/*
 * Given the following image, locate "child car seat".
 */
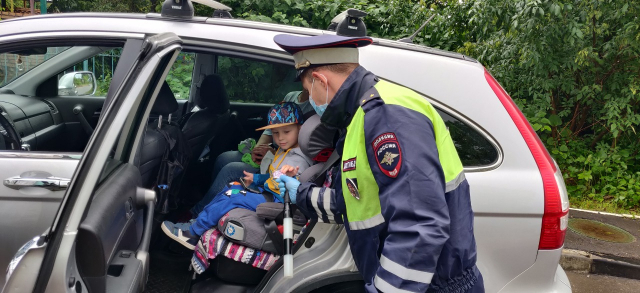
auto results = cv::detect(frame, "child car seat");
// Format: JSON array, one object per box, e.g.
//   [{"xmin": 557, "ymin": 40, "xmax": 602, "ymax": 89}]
[{"xmin": 193, "ymin": 115, "xmax": 337, "ymax": 285}]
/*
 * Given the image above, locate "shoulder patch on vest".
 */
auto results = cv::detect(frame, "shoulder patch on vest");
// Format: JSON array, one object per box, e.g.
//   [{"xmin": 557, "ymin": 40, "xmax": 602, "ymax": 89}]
[{"xmin": 372, "ymin": 132, "xmax": 402, "ymax": 178}]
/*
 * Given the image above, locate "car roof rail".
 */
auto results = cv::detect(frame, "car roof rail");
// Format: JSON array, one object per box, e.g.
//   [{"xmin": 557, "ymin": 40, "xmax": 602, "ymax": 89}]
[
  {"xmin": 327, "ymin": 8, "xmax": 368, "ymax": 37},
  {"xmin": 161, "ymin": 0, "xmax": 232, "ymax": 19}
]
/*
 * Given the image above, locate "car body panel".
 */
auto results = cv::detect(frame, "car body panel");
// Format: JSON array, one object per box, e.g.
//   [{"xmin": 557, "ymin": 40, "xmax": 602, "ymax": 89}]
[{"xmin": 0, "ymin": 153, "xmax": 79, "ymax": 286}]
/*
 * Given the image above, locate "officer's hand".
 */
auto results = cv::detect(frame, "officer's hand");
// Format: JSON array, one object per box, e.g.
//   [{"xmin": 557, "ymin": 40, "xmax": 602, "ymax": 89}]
[{"xmin": 275, "ymin": 175, "xmax": 300, "ymax": 204}]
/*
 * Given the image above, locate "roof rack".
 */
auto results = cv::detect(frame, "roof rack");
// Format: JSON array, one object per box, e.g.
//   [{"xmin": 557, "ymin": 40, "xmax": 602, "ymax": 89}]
[
  {"xmin": 327, "ymin": 8, "xmax": 368, "ymax": 37},
  {"xmin": 161, "ymin": 0, "xmax": 232, "ymax": 19}
]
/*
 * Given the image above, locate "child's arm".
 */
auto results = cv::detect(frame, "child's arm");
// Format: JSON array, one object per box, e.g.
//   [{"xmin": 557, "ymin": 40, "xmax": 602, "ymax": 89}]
[
  {"xmin": 252, "ymin": 173, "xmax": 270, "ymax": 186},
  {"xmin": 243, "ymin": 170, "xmax": 269, "ymax": 186}
]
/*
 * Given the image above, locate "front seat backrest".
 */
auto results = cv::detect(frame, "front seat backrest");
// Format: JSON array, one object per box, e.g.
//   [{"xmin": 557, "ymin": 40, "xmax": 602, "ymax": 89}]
[
  {"xmin": 298, "ymin": 115, "xmax": 337, "ymax": 183},
  {"xmin": 181, "ymin": 74, "xmax": 230, "ymax": 160},
  {"xmin": 138, "ymin": 82, "xmax": 177, "ymax": 188}
]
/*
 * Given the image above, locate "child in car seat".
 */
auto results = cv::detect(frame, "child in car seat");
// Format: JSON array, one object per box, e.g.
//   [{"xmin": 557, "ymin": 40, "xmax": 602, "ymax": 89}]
[{"xmin": 161, "ymin": 102, "xmax": 312, "ymax": 250}]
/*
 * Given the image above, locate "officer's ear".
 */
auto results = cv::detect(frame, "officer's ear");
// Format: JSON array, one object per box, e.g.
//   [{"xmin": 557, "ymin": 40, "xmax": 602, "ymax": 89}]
[{"xmin": 311, "ymin": 72, "xmax": 329, "ymax": 89}]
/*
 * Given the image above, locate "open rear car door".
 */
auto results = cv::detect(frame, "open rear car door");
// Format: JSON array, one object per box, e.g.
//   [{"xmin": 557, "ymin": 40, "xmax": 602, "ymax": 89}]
[{"xmin": 3, "ymin": 32, "xmax": 183, "ymax": 293}]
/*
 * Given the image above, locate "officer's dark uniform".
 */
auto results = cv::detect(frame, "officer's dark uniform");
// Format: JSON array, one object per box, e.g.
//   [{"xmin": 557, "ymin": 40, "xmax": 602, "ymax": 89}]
[{"xmin": 274, "ymin": 34, "xmax": 484, "ymax": 293}]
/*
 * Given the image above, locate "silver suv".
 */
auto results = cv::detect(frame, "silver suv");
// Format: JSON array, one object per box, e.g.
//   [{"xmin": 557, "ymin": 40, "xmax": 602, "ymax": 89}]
[{"xmin": 0, "ymin": 1, "xmax": 571, "ymax": 292}]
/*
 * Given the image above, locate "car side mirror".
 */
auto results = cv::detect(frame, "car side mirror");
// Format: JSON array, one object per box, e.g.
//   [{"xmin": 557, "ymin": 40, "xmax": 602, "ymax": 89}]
[{"xmin": 58, "ymin": 71, "xmax": 97, "ymax": 96}]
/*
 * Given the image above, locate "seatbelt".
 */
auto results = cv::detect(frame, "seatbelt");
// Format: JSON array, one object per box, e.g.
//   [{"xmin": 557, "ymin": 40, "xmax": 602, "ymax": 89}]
[{"xmin": 312, "ymin": 151, "xmax": 340, "ymax": 186}]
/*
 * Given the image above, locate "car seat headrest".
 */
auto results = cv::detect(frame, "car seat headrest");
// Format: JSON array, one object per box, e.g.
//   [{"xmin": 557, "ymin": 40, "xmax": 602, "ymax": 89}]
[
  {"xmin": 299, "ymin": 115, "xmax": 336, "ymax": 161},
  {"xmin": 197, "ymin": 74, "xmax": 230, "ymax": 115},
  {"xmin": 151, "ymin": 82, "xmax": 179, "ymax": 115}
]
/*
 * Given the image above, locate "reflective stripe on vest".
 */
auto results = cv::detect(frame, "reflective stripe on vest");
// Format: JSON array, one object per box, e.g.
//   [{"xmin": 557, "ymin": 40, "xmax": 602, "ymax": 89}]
[{"xmin": 341, "ymin": 80, "xmax": 464, "ymax": 231}]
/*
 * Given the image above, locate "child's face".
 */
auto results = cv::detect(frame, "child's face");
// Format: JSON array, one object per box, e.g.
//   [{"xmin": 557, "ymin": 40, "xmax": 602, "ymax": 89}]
[{"xmin": 271, "ymin": 124, "xmax": 300, "ymax": 150}]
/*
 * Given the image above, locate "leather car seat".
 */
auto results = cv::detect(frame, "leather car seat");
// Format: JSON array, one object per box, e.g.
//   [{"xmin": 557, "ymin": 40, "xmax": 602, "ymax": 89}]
[
  {"xmin": 181, "ymin": 74, "xmax": 230, "ymax": 163},
  {"xmin": 138, "ymin": 82, "xmax": 177, "ymax": 188}
]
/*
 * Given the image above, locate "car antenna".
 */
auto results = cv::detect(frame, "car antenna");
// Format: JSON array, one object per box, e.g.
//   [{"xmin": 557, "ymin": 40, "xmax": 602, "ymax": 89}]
[{"xmin": 398, "ymin": 14, "xmax": 436, "ymax": 44}]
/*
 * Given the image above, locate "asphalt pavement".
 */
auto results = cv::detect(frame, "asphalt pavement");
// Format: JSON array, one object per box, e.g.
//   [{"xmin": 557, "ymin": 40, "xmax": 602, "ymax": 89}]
[
  {"xmin": 566, "ymin": 271, "xmax": 640, "ymax": 293},
  {"xmin": 566, "ymin": 209, "xmax": 640, "ymax": 264},
  {"xmin": 562, "ymin": 209, "xmax": 640, "ymax": 291}
]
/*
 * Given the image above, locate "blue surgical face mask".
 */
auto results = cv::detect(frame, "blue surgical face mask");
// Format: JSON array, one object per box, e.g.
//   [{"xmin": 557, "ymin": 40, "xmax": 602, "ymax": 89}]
[{"xmin": 309, "ymin": 77, "xmax": 328, "ymax": 117}]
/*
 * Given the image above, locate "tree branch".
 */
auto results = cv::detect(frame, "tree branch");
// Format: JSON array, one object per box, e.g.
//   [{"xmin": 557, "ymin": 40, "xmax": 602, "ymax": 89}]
[{"xmin": 590, "ymin": 127, "xmax": 609, "ymax": 149}]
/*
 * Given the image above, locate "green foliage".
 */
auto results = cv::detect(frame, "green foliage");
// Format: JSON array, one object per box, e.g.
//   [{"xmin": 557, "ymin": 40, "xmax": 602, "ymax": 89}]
[
  {"xmin": 459, "ymin": 0, "xmax": 640, "ymax": 210},
  {"xmin": 49, "ymin": 0, "xmax": 156, "ymax": 13},
  {"xmin": 165, "ymin": 52, "xmax": 195, "ymax": 100},
  {"xmin": 205, "ymin": 0, "xmax": 467, "ymax": 50},
  {"xmin": 95, "ymin": 73, "xmax": 111, "ymax": 96}
]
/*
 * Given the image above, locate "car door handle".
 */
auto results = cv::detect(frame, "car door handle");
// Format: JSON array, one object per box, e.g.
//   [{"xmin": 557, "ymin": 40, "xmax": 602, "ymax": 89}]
[
  {"xmin": 4, "ymin": 176, "xmax": 70, "ymax": 191},
  {"xmin": 248, "ymin": 116, "xmax": 263, "ymax": 121}
]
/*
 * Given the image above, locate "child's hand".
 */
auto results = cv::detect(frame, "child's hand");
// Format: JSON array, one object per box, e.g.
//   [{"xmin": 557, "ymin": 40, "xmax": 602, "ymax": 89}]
[
  {"xmin": 242, "ymin": 171, "xmax": 254, "ymax": 185},
  {"xmin": 280, "ymin": 165, "xmax": 300, "ymax": 177}
]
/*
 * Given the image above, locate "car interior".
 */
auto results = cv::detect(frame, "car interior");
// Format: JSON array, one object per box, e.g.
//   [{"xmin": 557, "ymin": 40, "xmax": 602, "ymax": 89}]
[{"xmin": 0, "ymin": 40, "xmax": 500, "ymax": 292}]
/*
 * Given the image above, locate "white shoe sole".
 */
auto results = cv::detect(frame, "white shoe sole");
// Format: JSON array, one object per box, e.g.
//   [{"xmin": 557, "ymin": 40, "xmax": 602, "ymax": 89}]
[{"xmin": 161, "ymin": 222, "xmax": 196, "ymax": 250}]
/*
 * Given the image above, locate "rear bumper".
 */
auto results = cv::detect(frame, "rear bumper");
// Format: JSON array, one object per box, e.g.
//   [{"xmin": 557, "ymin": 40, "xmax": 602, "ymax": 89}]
[{"xmin": 499, "ymin": 248, "xmax": 571, "ymax": 292}]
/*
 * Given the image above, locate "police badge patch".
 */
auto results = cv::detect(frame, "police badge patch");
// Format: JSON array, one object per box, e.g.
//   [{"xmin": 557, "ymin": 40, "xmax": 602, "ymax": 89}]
[
  {"xmin": 372, "ymin": 132, "xmax": 402, "ymax": 178},
  {"xmin": 346, "ymin": 178, "xmax": 360, "ymax": 200}
]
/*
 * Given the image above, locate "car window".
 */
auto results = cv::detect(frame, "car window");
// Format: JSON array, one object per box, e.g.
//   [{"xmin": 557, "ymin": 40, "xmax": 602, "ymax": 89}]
[
  {"xmin": 165, "ymin": 52, "xmax": 195, "ymax": 100},
  {"xmin": 0, "ymin": 47, "xmax": 70, "ymax": 88},
  {"xmin": 58, "ymin": 48, "xmax": 122, "ymax": 97},
  {"xmin": 0, "ymin": 45, "xmax": 130, "ymax": 152},
  {"xmin": 437, "ymin": 109, "xmax": 499, "ymax": 167},
  {"xmin": 57, "ymin": 50, "xmax": 194, "ymax": 99},
  {"xmin": 216, "ymin": 55, "xmax": 299, "ymax": 103}
]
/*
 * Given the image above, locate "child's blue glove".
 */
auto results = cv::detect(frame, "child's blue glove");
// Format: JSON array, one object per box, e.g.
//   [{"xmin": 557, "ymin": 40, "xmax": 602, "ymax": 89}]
[{"xmin": 275, "ymin": 175, "xmax": 300, "ymax": 204}]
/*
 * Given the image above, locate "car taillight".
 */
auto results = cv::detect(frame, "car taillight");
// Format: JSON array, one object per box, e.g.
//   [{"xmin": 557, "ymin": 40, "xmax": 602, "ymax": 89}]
[{"xmin": 484, "ymin": 69, "xmax": 569, "ymax": 250}]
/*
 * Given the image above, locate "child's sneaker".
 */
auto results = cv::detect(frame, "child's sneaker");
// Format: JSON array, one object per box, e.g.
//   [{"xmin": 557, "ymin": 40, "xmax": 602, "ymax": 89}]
[{"xmin": 161, "ymin": 220, "xmax": 198, "ymax": 250}]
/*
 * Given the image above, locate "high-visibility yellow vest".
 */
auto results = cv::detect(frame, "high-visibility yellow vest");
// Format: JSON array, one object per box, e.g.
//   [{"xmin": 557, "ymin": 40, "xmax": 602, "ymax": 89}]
[{"xmin": 341, "ymin": 80, "xmax": 464, "ymax": 230}]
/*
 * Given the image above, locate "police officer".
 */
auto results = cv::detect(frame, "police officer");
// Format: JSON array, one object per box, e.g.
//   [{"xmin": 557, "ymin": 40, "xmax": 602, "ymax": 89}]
[{"xmin": 275, "ymin": 34, "xmax": 484, "ymax": 293}]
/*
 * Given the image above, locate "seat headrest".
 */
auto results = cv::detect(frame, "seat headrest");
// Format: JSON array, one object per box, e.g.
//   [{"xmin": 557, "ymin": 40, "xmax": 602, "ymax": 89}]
[
  {"xmin": 151, "ymin": 82, "xmax": 178, "ymax": 115},
  {"xmin": 299, "ymin": 115, "xmax": 336, "ymax": 161},
  {"xmin": 197, "ymin": 74, "xmax": 230, "ymax": 115}
]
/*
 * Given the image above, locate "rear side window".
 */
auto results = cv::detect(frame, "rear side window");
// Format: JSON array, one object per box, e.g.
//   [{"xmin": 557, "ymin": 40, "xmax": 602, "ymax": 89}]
[
  {"xmin": 165, "ymin": 52, "xmax": 195, "ymax": 100},
  {"xmin": 216, "ymin": 56, "xmax": 299, "ymax": 104},
  {"xmin": 437, "ymin": 109, "xmax": 499, "ymax": 167}
]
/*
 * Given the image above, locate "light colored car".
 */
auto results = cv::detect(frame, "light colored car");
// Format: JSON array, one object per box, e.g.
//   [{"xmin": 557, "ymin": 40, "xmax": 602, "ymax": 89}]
[{"xmin": 0, "ymin": 1, "xmax": 571, "ymax": 292}]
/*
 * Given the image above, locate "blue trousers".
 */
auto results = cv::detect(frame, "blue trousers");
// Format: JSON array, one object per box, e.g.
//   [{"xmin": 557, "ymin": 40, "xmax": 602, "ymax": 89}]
[
  {"xmin": 190, "ymin": 184, "xmax": 269, "ymax": 236},
  {"xmin": 190, "ymin": 151, "xmax": 258, "ymax": 215}
]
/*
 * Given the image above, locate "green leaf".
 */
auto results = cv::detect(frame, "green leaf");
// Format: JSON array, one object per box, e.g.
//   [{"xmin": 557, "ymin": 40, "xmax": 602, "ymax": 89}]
[
  {"xmin": 549, "ymin": 115, "xmax": 562, "ymax": 126},
  {"xmin": 533, "ymin": 123, "xmax": 542, "ymax": 131},
  {"xmin": 560, "ymin": 145, "xmax": 569, "ymax": 152}
]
